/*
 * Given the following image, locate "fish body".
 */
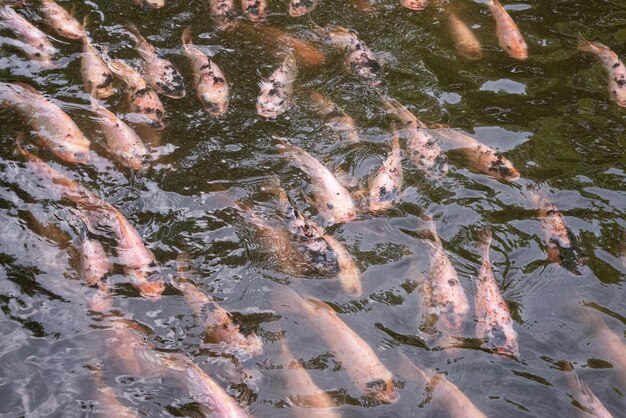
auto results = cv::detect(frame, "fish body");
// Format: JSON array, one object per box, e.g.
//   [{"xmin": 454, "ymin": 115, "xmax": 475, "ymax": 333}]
[
  {"xmin": 127, "ymin": 24, "xmax": 185, "ymax": 99},
  {"xmin": 369, "ymin": 134, "xmax": 403, "ymax": 213},
  {"xmin": 241, "ymin": 0, "xmax": 267, "ymax": 21},
  {"xmin": 430, "ymin": 129, "xmax": 519, "ymax": 181},
  {"xmin": 81, "ymin": 26, "xmax": 115, "ymax": 99},
  {"xmin": 578, "ymin": 39, "xmax": 626, "ymax": 108},
  {"xmin": 209, "ymin": 0, "xmax": 238, "ymax": 31},
  {"xmin": 475, "ymin": 229, "xmax": 518, "ymax": 357},
  {"xmin": 400, "ymin": 0, "xmax": 428, "ymax": 12},
  {"xmin": 133, "ymin": 0, "xmax": 165, "ymax": 8},
  {"xmin": 280, "ymin": 341, "xmax": 340, "ymax": 417},
  {"xmin": 487, "ymin": 0, "xmax": 527, "ymax": 60},
  {"xmin": 309, "ymin": 91, "xmax": 359, "ymax": 144},
  {"xmin": 381, "ymin": 97, "xmax": 447, "ymax": 177},
  {"xmin": 40, "ymin": 0, "xmax": 84, "ymax": 40},
  {"xmin": 422, "ymin": 222, "xmax": 469, "ymax": 332},
  {"xmin": 279, "ymin": 142, "xmax": 356, "ymax": 224},
  {"xmin": 0, "ymin": 5, "xmax": 56, "ymax": 65},
  {"xmin": 447, "ymin": 11, "xmax": 481, "ymax": 61},
  {"xmin": 322, "ymin": 234, "xmax": 362, "ymax": 297},
  {"xmin": 80, "ymin": 237, "xmax": 111, "ymax": 287},
  {"xmin": 90, "ymin": 95, "xmax": 147, "ymax": 170},
  {"xmin": 257, "ymin": 53, "xmax": 297, "ymax": 118},
  {"xmin": 112, "ymin": 209, "xmax": 164, "ymax": 300},
  {"xmin": 182, "ymin": 27, "xmax": 229, "ymax": 115},
  {"xmin": 0, "ymin": 82, "xmax": 90, "ymax": 164},
  {"xmin": 107, "ymin": 60, "xmax": 166, "ymax": 130},
  {"xmin": 289, "ymin": 0, "xmax": 319, "ymax": 17},
  {"xmin": 175, "ymin": 254, "xmax": 262, "ymax": 357},
  {"xmin": 277, "ymin": 288, "xmax": 398, "ymax": 403},
  {"xmin": 323, "ymin": 26, "xmax": 381, "ymax": 86}
]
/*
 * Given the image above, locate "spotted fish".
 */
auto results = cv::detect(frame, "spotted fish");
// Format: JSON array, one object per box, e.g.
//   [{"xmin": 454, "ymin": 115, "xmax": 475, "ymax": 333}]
[
  {"xmin": 289, "ymin": 0, "xmax": 319, "ymax": 17},
  {"xmin": 209, "ymin": 0, "xmax": 238, "ymax": 31},
  {"xmin": 40, "ymin": 0, "xmax": 84, "ymax": 40},
  {"xmin": 578, "ymin": 38, "xmax": 626, "ymax": 108},
  {"xmin": 257, "ymin": 52, "xmax": 297, "ymax": 118},
  {"xmin": 81, "ymin": 18, "xmax": 115, "ymax": 99},
  {"xmin": 241, "ymin": 0, "xmax": 267, "ymax": 21},
  {"xmin": 0, "ymin": 4, "xmax": 56, "ymax": 67},
  {"xmin": 369, "ymin": 133, "xmax": 403, "ymax": 213}
]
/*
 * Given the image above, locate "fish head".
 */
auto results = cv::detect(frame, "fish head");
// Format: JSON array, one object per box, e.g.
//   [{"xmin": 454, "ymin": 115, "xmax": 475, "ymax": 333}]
[
  {"xmin": 400, "ymin": 0, "xmax": 428, "ymax": 11},
  {"xmin": 483, "ymin": 152, "xmax": 520, "ymax": 181},
  {"xmin": 137, "ymin": 279, "xmax": 165, "ymax": 300},
  {"xmin": 201, "ymin": 90, "xmax": 229, "ymax": 116},
  {"xmin": 503, "ymin": 40, "xmax": 528, "ymax": 60},
  {"xmin": 327, "ymin": 200, "xmax": 357, "ymax": 223},
  {"xmin": 141, "ymin": 0, "xmax": 165, "ymax": 8},
  {"xmin": 366, "ymin": 379, "xmax": 399, "ymax": 404},
  {"xmin": 324, "ymin": 26, "xmax": 357, "ymax": 48},
  {"xmin": 256, "ymin": 89, "xmax": 287, "ymax": 119},
  {"xmin": 53, "ymin": 143, "xmax": 90, "ymax": 164}
]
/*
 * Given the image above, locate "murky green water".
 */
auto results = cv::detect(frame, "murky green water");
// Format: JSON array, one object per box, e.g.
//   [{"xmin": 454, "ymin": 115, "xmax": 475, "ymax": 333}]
[{"xmin": 0, "ymin": 0, "xmax": 624, "ymax": 416}]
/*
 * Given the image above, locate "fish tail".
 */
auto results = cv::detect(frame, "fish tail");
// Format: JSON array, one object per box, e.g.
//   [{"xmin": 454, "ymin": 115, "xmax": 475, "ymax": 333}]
[
  {"xmin": 478, "ymin": 228, "xmax": 493, "ymax": 254},
  {"xmin": 577, "ymin": 36, "xmax": 597, "ymax": 53},
  {"xmin": 390, "ymin": 132, "xmax": 400, "ymax": 151},
  {"xmin": 181, "ymin": 26, "xmax": 193, "ymax": 47},
  {"xmin": 126, "ymin": 22, "xmax": 143, "ymax": 42},
  {"xmin": 82, "ymin": 15, "xmax": 89, "ymax": 32},
  {"xmin": 14, "ymin": 132, "xmax": 30, "ymax": 158}
]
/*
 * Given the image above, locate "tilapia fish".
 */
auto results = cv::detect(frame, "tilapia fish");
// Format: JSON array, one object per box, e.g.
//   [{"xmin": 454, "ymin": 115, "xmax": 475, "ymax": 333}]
[
  {"xmin": 276, "ymin": 287, "xmax": 398, "ymax": 403},
  {"xmin": 475, "ymin": 229, "xmax": 518, "ymax": 357},
  {"xmin": 309, "ymin": 91, "xmax": 359, "ymax": 144},
  {"xmin": 81, "ymin": 20, "xmax": 115, "ymax": 99},
  {"xmin": 400, "ymin": 0, "xmax": 428, "ymax": 12},
  {"xmin": 421, "ymin": 220, "xmax": 469, "ymax": 333},
  {"xmin": 0, "ymin": 5, "xmax": 56, "ymax": 66},
  {"xmin": 40, "ymin": 0, "xmax": 84, "ymax": 40},
  {"xmin": 209, "ymin": 0, "xmax": 238, "ymax": 31},
  {"xmin": 381, "ymin": 96, "xmax": 448, "ymax": 177},
  {"xmin": 80, "ymin": 236, "xmax": 111, "ymax": 287},
  {"xmin": 241, "ymin": 0, "xmax": 267, "ymax": 21},
  {"xmin": 0, "ymin": 82, "xmax": 90, "ymax": 164},
  {"xmin": 563, "ymin": 363, "xmax": 615, "ymax": 418},
  {"xmin": 90, "ymin": 94, "xmax": 147, "ymax": 170},
  {"xmin": 429, "ymin": 128, "xmax": 519, "ymax": 181},
  {"xmin": 447, "ymin": 11, "xmax": 481, "ymax": 61},
  {"xmin": 133, "ymin": 0, "xmax": 165, "ymax": 8},
  {"xmin": 175, "ymin": 253, "xmax": 262, "ymax": 358},
  {"xmin": 578, "ymin": 38, "xmax": 626, "ymax": 108},
  {"xmin": 369, "ymin": 133, "xmax": 403, "ymax": 213},
  {"xmin": 321, "ymin": 25, "xmax": 382, "ymax": 86},
  {"xmin": 279, "ymin": 141, "xmax": 356, "ymax": 224},
  {"xmin": 107, "ymin": 59, "xmax": 166, "ymax": 130},
  {"xmin": 127, "ymin": 24, "xmax": 185, "ymax": 99},
  {"xmin": 528, "ymin": 189, "xmax": 587, "ymax": 274},
  {"xmin": 289, "ymin": 0, "xmax": 319, "ymax": 17},
  {"xmin": 487, "ymin": 0, "xmax": 527, "ymax": 60},
  {"xmin": 182, "ymin": 26, "xmax": 229, "ymax": 116},
  {"xmin": 257, "ymin": 53, "xmax": 297, "ymax": 118},
  {"xmin": 280, "ymin": 341, "xmax": 340, "ymax": 418}
]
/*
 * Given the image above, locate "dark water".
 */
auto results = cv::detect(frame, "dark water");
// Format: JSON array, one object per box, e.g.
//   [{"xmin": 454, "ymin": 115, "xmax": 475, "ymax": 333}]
[{"xmin": 0, "ymin": 0, "xmax": 625, "ymax": 416}]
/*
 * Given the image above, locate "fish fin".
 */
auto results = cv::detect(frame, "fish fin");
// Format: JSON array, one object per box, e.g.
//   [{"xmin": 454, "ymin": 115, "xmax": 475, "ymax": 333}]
[
  {"xmin": 181, "ymin": 26, "xmax": 193, "ymax": 46},
  {"xmin": 305, "ymin": 297, "xmax": 334, "ymax": 313},
  {"xmin": 12, "ymin": 81, "xmax": 40, "ymax": 95},
  {"xmin": 82, "ymin": 14, "xmax": 89, "ymax": 31}
]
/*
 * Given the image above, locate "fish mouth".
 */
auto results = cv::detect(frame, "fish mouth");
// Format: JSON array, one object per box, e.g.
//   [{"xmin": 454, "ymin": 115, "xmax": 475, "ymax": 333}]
[
  {"xmin": 205, "ymin": 102, "xmax": 228, "ymax": 116},
  {"xmin": 138, "ymin": 280, "xmax": 165, "ymax": 301},
  {"xmin": 335, "ymin": 212, "xmax": 357, "ymax": 223}
]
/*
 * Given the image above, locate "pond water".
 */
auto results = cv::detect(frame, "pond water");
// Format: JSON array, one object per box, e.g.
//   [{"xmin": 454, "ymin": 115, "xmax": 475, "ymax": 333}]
[{"xmin": 0, "ymin": 0, "xmax": 624, "ymax": 417}]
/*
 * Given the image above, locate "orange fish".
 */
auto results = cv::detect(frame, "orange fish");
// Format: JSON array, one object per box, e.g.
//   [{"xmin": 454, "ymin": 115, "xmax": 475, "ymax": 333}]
[{"xmin": 487, "ymin": 0, "xmax": 528, "ymax": 60}]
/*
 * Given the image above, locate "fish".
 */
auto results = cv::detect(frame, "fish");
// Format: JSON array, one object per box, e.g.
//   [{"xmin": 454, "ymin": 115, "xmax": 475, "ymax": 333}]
[
  {"xmin": 563, "ymin": 363, "xmax": 615, "ymax": 418},
  {"xmin": 182, "ymin": 26, "xmax": 229, "ymax": 116},
  {"xmin": 279, "ymin": 340, "xmax": 341, "ymax": 418},
  {"xmin": 0, "ymin": 4, "xmax": 56, "ymax": 66},
  {"xmin": 240, "ymin": 23, "xmax": 326, "ymax": 68},
  {"xmin": 528, "ymin": 189, "xmax": 587, "ymax": 273},
  {"xmin": 447, "ymin": 11, "xmax": 482, "ymax": 61},
  {"xmin": 89, "ymin": 93, "xmax": 147, "ymax": 170},
  {"xmin": 81, "ymin": 18, "xmax": 115, "ymax": 99},
  {"xmin": 398, "ymin": 354, "xmax": 487, "ymax": 418},
  {"xmin": 580, "ymin": 309, "xmax": 626, "ymax": 387},
  {"xmin": 289, "ymin": 0, "xmax": 319, "ymax": 17},
  {"xmin": 241, "ymin": 0, "xmax": 267, "ymax": 21},
  {"xmin": 0, "ymin": 82, "xmax": 91, "ymax": 164},
  {"xmin": 127, "ymin": 24, "xmax": 186, "ymax": 99},
  {"xmin": 421, "ymin": 219, "xmax": 469, "ymax": 333},
  {"xmin": 428, "ymin": 128, "xmax": 520, "ymax": 181},
  {"xmin": 111, "ymin": 208, "xmax": 164, "ymax": 300},
  {"xmin": 175, "ymin": 253, "xmax": 262, "ymax": 358},
  {"xmin": 133, "ymin": 0, "xmax": 165, "ymax": 8},
  {"xmin": 40, "ymin": 0, "xmax": 84, "ymax": 40},
  {"xmin": 320, "ymin": 25, "xmax": 382, "ymax": 86},
  {"xmin": 381, "ymin": 96, "xmax": 448, "ymax": 177},
  {"xmin": 475, "ymin": 229, "xmax": 519, "ymax": 357},
  {"xmin": 275, "ymin": 287, "xmax": 398, "ymax": 403},
  {"xmin": 278, "ymin": 141, "xmax": 356, "ymax": 224},
  {"xmin": 400, "ymin": 0, "xmax": 428, "ymax": 12},
  {"xmin": 308, "ymin": 91, "xmax": 359, "ymax": 144},
  {"xmin": 209, "ymin": 0, "xmax": 238, "ymax": 31},
  {"xmin": 369, "ymin": 133, "xmax": 403, "ymax": 213},
  {"xmin": 578, "ymin": 38, "xmax": 626, "ymax": 108},
  {"xmin": 80, "ymin": 236, "xmax": 111, "ymax": 288},
  {"xmin": 107, "ymin": 59, "xmax": 167, "ymax": 130},
  {"xmin": 257, "ymin": 52, "xmax": 297, "ymax": 118},
  {"xmin": 322, "ymin": 234, "xmax": 362, "ymax": 297},
  {"xmin": 351, "ymin": 0, "xmax": 381, "ymax": 14},
  {"xmin": 486, "ymin": 0, "xmax": 528, "ymax": 60}
]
